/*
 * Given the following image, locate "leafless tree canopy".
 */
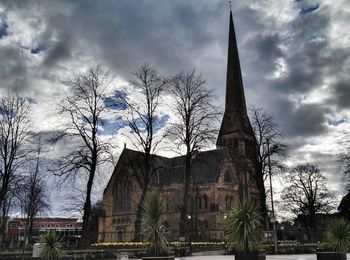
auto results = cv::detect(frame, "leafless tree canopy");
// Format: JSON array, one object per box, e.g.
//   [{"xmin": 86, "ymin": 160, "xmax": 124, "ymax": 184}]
[
  {"xmin": 249, "ymin": 107, "xmax": 288, "ymax": 179},
  {"xmin": 50, "ymin": 66, "xmax": 114, "ymax": 245},
  {"xmin": 339, "ymin": 134, "xmax": 350, "ymax": 189},
  {"xmin": 119, "ymin": 64, "xmax": 167, "ymax": 241},
  {"xmin": 167, "ymin": 70, "xmax": 220, "ymax": 154},
  {"xmin": 166, "ymin": 70, "xmax": 220, "ymax": 236},
  {"xmin": 123, "ymin": 64, "xmax": 166, "ymax": 157},
  {"xmin": 281, "ymin": 164, "xmax": 334, "ymax": 240},
  {"xmin": 51, "ymin": 67, "xmax": 113, "ymax": 181},
  {"xmin": 0, "ymin": 91, "xmax": 32, "ymax": 246}
]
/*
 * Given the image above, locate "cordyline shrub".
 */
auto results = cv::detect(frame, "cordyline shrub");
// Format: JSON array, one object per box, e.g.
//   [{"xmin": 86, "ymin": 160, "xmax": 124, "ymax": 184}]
[
  {"xmin": 325, "ymin": 218, "xmax": 350, "ymax": 252},
  {"xmin": 224, "ymin": 199, "xmax": 262, "ymax": 254},
  {"xmin": 39, "ymin": 232, "xmax": 65, "ymax": 260}
]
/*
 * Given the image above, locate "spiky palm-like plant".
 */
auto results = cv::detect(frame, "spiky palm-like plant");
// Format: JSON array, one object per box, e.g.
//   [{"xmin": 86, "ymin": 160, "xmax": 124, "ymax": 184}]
[
  {"xmin": 326, "ymin": 218, "xmax": 350, "ymax": 252},
  {"xmin": 224, "ymin": 200, "xmax": 262, "ymax": 254},
  {"xmin": 143, "ymin": 190, "xmax": 168, "ymax": 256},
  {"xmin": 39, "ymin": 232, "xmax": 64, "ymax": 260}
]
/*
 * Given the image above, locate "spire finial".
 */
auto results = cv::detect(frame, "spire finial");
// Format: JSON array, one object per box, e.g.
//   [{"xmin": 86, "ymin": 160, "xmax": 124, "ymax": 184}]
[{"xmin": 228, "ymin": 1, "xmax": 232, "ymax": 11}]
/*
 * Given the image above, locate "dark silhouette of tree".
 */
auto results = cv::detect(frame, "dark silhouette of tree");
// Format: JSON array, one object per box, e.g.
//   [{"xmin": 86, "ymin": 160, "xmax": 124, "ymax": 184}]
[
  {"xmin": 248, "ymin": 107, "xmax": 288, "ymax": 226},
  {"xmin": 0, "ymin": 91, "xmax": 32, "ymax": 248},
  {"xmin": 118, "ymin": 64, "xmax": 166, "ymax": 241},
  {"xmin": 50, "ymin": 67, "xmax": 114, "ymax": 246},
  {"xmin": 166, "ymin": 70, "xmax": 220, "ymax": 236},
  {"xmin": 339, "ymin": 134, "xmax": 350, "ymax": 189},
  {"xmin": 86, "ymin": 200, "xmax": 104, "ymax": 244},
  {"xmin": 338, "ymin": 190, "xmax": 350, "ymax": 220},
  {"xmin": 281, "ymin": 164, "xmax": 334, "ymax": 241}
]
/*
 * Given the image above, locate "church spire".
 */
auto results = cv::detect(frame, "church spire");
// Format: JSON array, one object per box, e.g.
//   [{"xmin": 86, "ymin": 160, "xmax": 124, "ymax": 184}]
[
  {"xmin": 225, "ymin": 10, "xmax": 247, "ymax": 114},
  {"xmin": 217, "ymin": 10, "xmax": 254, "ymax": 148}
]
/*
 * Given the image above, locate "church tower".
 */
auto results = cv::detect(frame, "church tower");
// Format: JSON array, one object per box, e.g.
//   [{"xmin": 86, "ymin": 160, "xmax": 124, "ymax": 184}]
[{"xmin": 216, "ymin": 10, "xmax": 256, "ymax": 159}]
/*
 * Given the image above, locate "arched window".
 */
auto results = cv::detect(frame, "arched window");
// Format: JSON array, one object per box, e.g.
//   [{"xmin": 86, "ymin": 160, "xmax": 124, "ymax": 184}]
[
  {"xmin": 225, "ymin": 195, "xmax": 232, "ymax": 210},
  {"xmin": 203, "ymin": 194, "xmax": 208, "ymax": 209},
  {"xmin": 224, "ymin": 171, "xmax": 232, "ymax": 183},
  {"xmin": 117, "ymin": 231, "xmax": 123, "ymax": 242},
  {"xmin": 113, "ymin": 179, "xmax": 131, "ymax": 213}
]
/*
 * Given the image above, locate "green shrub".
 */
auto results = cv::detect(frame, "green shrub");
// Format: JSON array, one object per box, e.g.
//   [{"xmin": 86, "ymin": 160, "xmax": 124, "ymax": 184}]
[
  {"xmin": 224, "ymin": 199, "xmax": 262, "ymax": 254},
  {"xmin": 143, "ymin": 190, "xmax": 169, "ymax": 256},
  {"xmin": 325, "ymin": 218, "xmax": 350, "ymax": 252},
  {"xmin": 39, "ymin": 232, "xmax": 65, "ymax": 260}
]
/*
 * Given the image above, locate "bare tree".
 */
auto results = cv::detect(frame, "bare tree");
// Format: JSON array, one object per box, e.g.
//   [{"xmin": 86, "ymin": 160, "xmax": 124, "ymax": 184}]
[
  {"xmin": 120, "ymin": 64, "xmax": 166, "ymax": 241},
  {"xmin": 19, "ymin": 138, "xmax": 50, "ymax": 258},
  {"xmin": 166, "ymin": 70, "xmax": 220, "ymax": 236},
  {"xmin": 339, "ymin": 133, "xmax": 350, "ymax": 189},
  {"xmin": 249, "ymin": 107, "xmax": 288, "ymax": 226},
  {"xmin": 0, "ymin": 91, "xmax": 32, "ymax": 247},
  {"xmin": 50, "ymin": 67, "xmax": 114, "ymax": 245},
  {"xmin": 281, "ymin": 164, "xmax": 334, "ymax": 241}
]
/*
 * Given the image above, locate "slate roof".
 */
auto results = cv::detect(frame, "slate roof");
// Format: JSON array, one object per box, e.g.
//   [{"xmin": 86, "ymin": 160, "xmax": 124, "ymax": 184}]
[
  {"xmin": 158, "ymin": 148, "xmax": 227, "ymax": 185},
  {"xmin": 107, "ymin": 147, "xmax": 228, "ymax": 190}
]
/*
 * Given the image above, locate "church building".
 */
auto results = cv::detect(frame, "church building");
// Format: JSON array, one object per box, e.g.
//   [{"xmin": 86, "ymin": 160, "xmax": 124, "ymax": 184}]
[{"xmin": 98, "ymin": 10, "xmax": 260, "ymax": 242}]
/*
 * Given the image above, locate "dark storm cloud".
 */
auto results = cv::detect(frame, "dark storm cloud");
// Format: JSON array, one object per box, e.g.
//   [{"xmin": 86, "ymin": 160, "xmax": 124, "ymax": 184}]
[
  {"xmin": 245, "ymin": 33, "xmax": 283, "ymax": 76},
  {"xmin": 327, "ymin": 80, "xmax": 350, "ymax": 110},
  {"xmin": 269, "ymin": 95, "xmax": 329, "ymax": 138},
  {"xmin": 18, "ymin": 0, "xmax": 225, "ymax": 78},
  {"xmin": 287, "ymin": 103, "xmax": 329, "ymax": 137},
  {"xmin": 0, "ymin": 46, "xmax": 28, "ymax": 90},
  {"xmin": 44, "ymin": 37, "xmax": 72, "ymax": 67}
]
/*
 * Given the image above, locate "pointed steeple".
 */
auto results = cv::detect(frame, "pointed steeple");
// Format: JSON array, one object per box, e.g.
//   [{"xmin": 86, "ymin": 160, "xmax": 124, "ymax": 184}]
[
  {"xmin": 217, "ymin": 10, "xmax": 254, "ymax": 148},
  {"xmin": 225, "ymin": 10, "xmax": 247, "ymax": 114}
]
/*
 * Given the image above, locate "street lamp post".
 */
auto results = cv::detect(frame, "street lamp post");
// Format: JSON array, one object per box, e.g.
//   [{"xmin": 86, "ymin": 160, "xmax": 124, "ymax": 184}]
[
  {"xmin": 267, "ymin": 138, "xmax": 278, "ymax": 254},
  {"xmin": 187, "ymin": 215, "xmax": 192, "ymax": 255}
]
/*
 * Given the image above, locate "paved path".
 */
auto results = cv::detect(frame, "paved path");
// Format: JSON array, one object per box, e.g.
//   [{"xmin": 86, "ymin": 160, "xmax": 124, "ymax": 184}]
[
  {"xmin": 133, "ymin": 252, "xmax": 350, "ymax": 260},
  {"xmin": 174, "ymin": 253, "xmax": 350, "ymax": 260},
  {"xmin": 175, "ymin": 255, "xmax": 316, "ymax": 260}
]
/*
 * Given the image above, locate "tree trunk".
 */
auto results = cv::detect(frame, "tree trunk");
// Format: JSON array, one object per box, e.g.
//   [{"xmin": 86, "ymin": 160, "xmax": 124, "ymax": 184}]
[
  {"xmin": 0, "ymin": 201, "xmax": 7, "ymax": 250},
  {"xmin": 179, "ymin": 154, "xmax": 191, "ymax": 237},
  {"xmin": 255, "ymin": 172, "xmax": 268, "ymax": 229},
  {"xmin": 80, "ymin": 162, "xmax": 96, "ymax": 247},
  {"xmin": 21, "ymin": 218, "xmax": 30, "ymax": 260},
  {"xmin": 133, "ymin": 184, "xmax": 149, "ymax": 241}
]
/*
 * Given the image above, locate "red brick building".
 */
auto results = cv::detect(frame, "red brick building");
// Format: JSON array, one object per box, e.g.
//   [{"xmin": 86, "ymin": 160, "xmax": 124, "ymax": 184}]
[{"xmin": 7, "ymin": 218, "xmax": 82, "ymax": 243}]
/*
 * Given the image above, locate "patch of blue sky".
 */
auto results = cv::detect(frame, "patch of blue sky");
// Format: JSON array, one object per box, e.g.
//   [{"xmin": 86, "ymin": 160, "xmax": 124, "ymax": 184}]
[
  {"xmin": 130, "ymin": 114, "xmax": 170, "ymax": 134},
  {"xmin": 299, "ymin": 4, "xmax": 320, "ymax": 15},
  {"xmin": 97, "ymin": 114, "xmax": 169, "ymax": 136},
  {"xmin": 0, "ymin": 105, "xmax": 14, "ymax": 117},
  {"xmin": 31, "ymin": 46, "xmax": 46, "ymax": 54},
  {"xmin": 153, "ymin": 115, "xmax": 170, "ymax": 133},
  {"xmin": 98, "ymin": 118, "xmax": 128, "ymax": 135},
  {"xmin": 0, "ymin": 21, "xmax": 8, "ymax": 38},
  {"xmin": 104, "ymin": 90, "xmax": 127, "ymax": 110},
  {"xmin": 328, "ymin": 118, "xmax": 346, "ymax": 126},
  {"xmin": 25, "ymin": 97, "xmax": 37, "ymax": 104}
]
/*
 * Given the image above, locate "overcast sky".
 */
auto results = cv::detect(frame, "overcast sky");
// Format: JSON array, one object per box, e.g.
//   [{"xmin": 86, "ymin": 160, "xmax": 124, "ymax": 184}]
[{"xmin": 0, "ymin": 0, "xmax": 349, "ymax": 217}]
